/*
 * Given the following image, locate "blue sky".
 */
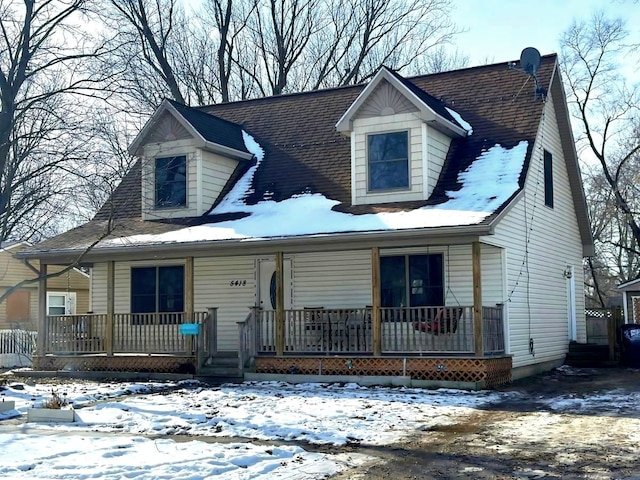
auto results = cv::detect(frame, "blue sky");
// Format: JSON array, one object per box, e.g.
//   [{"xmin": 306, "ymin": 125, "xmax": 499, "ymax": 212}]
[{"xmin": 451, "ymin": 0, "xmax": 640, "ymax": 66}]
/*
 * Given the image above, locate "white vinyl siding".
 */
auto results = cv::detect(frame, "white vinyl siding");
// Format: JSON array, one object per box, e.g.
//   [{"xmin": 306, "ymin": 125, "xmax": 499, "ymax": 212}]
[
  {"xmin": 426, "ymin": 127, "xmax": 452, "ymax": 193},
  {"xmin": 353, "ymin": 113, "xmax": 424, "ymax": 204},
  {"xmin": 96, "ymin": 259, "xmax": 188, "ymax": 314},
  {"xmin": 87, "ymin": 245, "xmax": 506, "ymax": 351},
  {"xmin": 200, "ymin": 151, "xmax": 239, "ymax": 211},
  {"xmin": 141, "ymin": 141, "xmax": 240, "ymax": 219},
  {"xmin": 194, "ymin": 256, "xmax": 256, "ymax": 351},
  {"xmin": 488, "ymin": 91, "xmax": 585, "ymax": 368},
  {"xmin": 292, "ymin": 251, "xmax": 372, "ymax": 308},
  {"xmin": 90, "ymin": 263, "xmax": 107, "ymax": 314}
]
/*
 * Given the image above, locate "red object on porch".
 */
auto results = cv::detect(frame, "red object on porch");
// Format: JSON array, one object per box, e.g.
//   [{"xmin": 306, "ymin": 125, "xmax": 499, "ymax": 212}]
[{"xmin": 413, "ymin": 308, "xmax": 460, "ymax": 335}]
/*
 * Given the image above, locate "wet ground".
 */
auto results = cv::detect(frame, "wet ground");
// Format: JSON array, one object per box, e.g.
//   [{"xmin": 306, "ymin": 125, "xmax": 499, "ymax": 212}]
[
  {"xmin": 3, "ymin": 367, "xmax": 640, "ymax": 479},
  {"xmin": 330, "ymin": 367, "xmax": 640, "ymax": 479}
]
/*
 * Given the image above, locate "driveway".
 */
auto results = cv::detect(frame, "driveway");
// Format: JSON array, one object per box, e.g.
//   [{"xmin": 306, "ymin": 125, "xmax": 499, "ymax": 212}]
[{"xmin": 331, "ymin": 366, "xmax": 640, "ymax": 479}]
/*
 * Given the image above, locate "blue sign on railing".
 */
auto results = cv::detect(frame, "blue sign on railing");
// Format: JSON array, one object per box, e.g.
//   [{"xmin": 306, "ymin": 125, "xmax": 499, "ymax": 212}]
[{"xmin": 179, "ymin": 324, "xmax": 200, "ymax": 335}]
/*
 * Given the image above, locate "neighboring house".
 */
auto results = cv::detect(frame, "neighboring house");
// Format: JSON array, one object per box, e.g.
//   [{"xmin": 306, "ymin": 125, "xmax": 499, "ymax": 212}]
[
  {"xmin": 617, "ymin": 278, "xmax": 640, "ymax": 324},
  {"xmin": 0, "ymin": 242, "xmax": 90, "ymax": 330},
  {"xmin": 19, "ymin": 53, "xmax": 593, "ymax": 387}
]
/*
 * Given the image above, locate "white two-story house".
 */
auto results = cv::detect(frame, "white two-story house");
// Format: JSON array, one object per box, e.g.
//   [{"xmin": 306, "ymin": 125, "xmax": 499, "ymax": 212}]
[{"xmin": 21, "ymin": 53, "xmax": 593, "ymax": 388}]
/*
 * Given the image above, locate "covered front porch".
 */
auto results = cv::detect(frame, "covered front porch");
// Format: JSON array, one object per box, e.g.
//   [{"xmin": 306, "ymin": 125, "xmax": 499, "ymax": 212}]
[{"xmin": 33, "ymin": 242, "xmax": 512, "ymax": 387}]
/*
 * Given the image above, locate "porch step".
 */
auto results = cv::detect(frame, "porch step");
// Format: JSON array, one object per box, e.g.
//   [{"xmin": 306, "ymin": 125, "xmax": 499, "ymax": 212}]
[
  {"xmin": 197, "ymin": 352, "xmax": 243, "ymax": 381},
  {"xmin": 565, "ymin": 343, "xmax": 617, "ymax": 368}
]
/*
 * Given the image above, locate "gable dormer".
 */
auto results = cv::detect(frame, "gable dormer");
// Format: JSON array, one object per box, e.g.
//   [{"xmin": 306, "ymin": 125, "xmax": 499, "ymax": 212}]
[
  {"xmin": 336, "ymin": 68, "xmax": 468, "ymax": 206},
  {"xmin": 129, "ymin": 100, "xmax": 253, "ymax": 220}
]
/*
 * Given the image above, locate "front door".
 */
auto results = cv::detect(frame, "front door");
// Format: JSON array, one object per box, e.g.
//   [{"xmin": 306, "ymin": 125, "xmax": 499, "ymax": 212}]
[{"xmin": 258, "ymin": 259, "xmax": 292, "ymax": 310}]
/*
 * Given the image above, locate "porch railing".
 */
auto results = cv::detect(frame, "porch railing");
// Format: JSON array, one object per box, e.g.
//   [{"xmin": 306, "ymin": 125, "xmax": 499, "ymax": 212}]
[
  {"xmin": 45, "ymin": 314, "xmax": 107, "ymax": 354},
  {"xmin": 257, "ymin": 307, "xmax": 372, "ymax": 354},
  {"xmin": 381, "ymin": 306, "xmax": 474, "ymax": 353},
  {"xmin": 483, "ymin": 306, "xmax": 505, "ymax": 355},
  {"xmin": 44, "ymin": 312, "xmax": 209, "ymax": 355},
  {"xmin": 255, "ymin": 305, "xmax": 505, "ymax": 356}
]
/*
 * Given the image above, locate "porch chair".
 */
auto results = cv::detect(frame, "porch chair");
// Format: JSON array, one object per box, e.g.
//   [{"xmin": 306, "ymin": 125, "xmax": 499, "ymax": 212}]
[
  {"xmin": 413, "ymin": 307, "xmax": 462, "ymax": 335},
  {"xmin": 303, "ymin": 307, "xmax": 326, "ymax": 351}
]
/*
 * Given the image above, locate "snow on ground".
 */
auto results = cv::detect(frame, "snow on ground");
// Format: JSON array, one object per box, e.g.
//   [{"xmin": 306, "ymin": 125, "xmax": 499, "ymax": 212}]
[
  {"xmin": 0, "ymin": 378, "xmax": 500, "ymax": 479},
  {"xmin": 3, "ymin": 370, "xmax": 640, "ymax": 479}
]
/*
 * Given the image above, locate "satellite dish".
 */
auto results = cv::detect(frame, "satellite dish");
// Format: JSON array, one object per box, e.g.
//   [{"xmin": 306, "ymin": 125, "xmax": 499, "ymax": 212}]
[{"xmin": 520, "ymin": 47, "xmax": 541, "ymax": 76}]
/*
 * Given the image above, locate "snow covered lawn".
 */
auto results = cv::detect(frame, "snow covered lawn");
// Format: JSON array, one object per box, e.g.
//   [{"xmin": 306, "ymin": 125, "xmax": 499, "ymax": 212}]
[
  {"xmin": 2, "ymin": 367, "xmax": 640, "ymax": 479},
  {"xmin": 0, "ymin": 377, "xmax": 500, "ymax": 479}
]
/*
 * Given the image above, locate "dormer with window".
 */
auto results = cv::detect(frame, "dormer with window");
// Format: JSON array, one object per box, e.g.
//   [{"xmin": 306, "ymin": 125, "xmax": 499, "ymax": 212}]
[
  {"xmin": 129, "ymin": 100, "xmax": 253, "ymax": 220},
  {"xmin": 336, "ymin": 68, "xmax": 468, "ymax": 206}
]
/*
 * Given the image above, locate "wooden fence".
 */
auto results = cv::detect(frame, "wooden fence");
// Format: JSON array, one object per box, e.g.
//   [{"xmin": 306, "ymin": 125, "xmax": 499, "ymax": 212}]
[{"xmin": 0, "ymin": 329, "xmax": 36, "ymax": 367}]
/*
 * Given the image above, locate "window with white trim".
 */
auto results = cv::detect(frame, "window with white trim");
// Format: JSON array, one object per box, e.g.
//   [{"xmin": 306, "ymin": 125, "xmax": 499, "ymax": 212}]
[
  {"xmin": 46, "ymin": 292, "xmax": 77, "ymax": 316},
  {"xmin": 380, "ymin": 254, "xmax": 444, "ymax": 307},
  {"xmin": 367, "ymin": 131, "xmax": 409, "ymax": 191},
  {"xmin": 155, "ymin": 155, "xmax": 187, "ymax": 208}
]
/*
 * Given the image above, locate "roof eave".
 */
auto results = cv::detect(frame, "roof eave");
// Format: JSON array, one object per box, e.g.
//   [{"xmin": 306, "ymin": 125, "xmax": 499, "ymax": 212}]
[
  {"xmin": 423, "ymin": 115, "xmax": 467, "ymax": 138},
  {"xmin": 549, "ymin": 64, "xmax": 594, "ymax": 257},
  {"xmin": 128, "ymin": 100, "xmax": 207, "ymax": 156},
  {"xmin": 19, "ymin": 224, "xmax": 493, "ymax": 263},
  {"xmin": 335, "ymin": 68, "xmax": 466, "ymax": 137},
  {"xmin": 618, "ymin": 278, "xmax": 640, "ymax": 290},
  {"xmin": 200, "ymin": 140, "xmax": 254, "ymax": 161}
]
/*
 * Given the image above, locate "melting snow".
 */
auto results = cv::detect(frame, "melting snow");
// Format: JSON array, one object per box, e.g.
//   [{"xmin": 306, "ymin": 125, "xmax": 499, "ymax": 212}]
[
  {"xmin": 446, "ymin": 107, "xmax": 473, "ymax": 135},
  {"xmin": 107, "ymin": 133, "xmax": 527, "ymax": 246}
]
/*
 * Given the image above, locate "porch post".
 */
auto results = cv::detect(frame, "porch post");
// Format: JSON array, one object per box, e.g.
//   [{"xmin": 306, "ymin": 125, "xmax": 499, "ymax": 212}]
[
  {"xmin": 185, "ymin": 256, "xmax": 195, "ymax": 354},
  {"xmin": 185, "ymin": 256, "xmax": 194, "ymax": 322},
  {"xmin": 36, "ymin": 263, "xmax": 47, "ymax": 357},
  {"xmin": 275, "ymin": 252, "xmax": 285, "ymax": 356},
  {"xmin": 472, "ymin": 242, "xmax": 484, "ymax": 356},
  {"xmin": 371, "ymin": 247, "xmax": 381, "ymax": 356},
  {"xmin": 106, "ymin": 260, "xmax": 115, "ymax": 356}
]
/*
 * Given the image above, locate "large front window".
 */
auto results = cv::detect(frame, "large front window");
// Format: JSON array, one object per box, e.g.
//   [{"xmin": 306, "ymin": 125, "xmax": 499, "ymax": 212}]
[
  {"xmin": 380, "ymin": 254, "xmax": 443, "ymax": 307},
  {"xmin": 368, "ymin": 131, "xmax": 409, "ymax": 191},
  {"xmin": 155, "ymin": 155, "xmax": 187, "ymax": 208},
  {"xmin": 131, "ymin": 266, "xmax": 184, "ymax": 323}
]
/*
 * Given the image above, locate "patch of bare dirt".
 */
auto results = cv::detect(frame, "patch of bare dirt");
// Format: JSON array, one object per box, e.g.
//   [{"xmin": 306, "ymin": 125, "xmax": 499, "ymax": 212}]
[{"xmin": 330, "ymin": 367, "xmax": 640, "ymax": 479}]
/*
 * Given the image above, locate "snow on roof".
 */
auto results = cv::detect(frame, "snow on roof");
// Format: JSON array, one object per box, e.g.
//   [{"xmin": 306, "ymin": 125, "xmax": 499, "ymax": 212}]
[
  {"xmin": 107, "ymin": 134, "xmax": 528, "ymax": 247},
  {"xmin": 445, "ymin": 107, "xmax": 473, "ymax": 135}
]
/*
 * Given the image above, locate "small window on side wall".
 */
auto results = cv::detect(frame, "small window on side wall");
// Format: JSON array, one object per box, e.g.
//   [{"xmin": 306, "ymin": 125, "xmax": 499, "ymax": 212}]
[
  {"xmin": 368, "ymin": 131, "xmax": 409, "ymax": 191},
  {"xmin": 46, "ymin": 292, "xmax": 76, "ymax": 316},
  {"xmin": 544, "ymin": 150, "xmax": 553, "ymax": 208},
  {"xmin": 155, "ymin": 155, "xmax": 187, "ymax": 208}
]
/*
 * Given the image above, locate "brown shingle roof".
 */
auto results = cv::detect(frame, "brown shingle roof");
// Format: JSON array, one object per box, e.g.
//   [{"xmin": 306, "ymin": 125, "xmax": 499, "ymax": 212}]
[{"xmin": 30, "ymin": 55, "xmax": 557, "ymax": 254}]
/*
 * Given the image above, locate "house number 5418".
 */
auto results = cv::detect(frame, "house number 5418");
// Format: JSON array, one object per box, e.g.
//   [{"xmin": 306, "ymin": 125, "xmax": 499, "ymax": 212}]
[{"xmin": 229, "ymin": 280, "xmax": 247, "ymax": 287}]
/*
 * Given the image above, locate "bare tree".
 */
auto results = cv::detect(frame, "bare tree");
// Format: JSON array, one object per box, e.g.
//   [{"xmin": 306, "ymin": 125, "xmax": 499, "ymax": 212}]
[
  {"xmin": 243, "ymin": 0, "xmax": 318, "ymax": 96},
  {"xmin": 0, "ymin": 0, "xmax": 108, "ymax": 243},
  {"xmin": 102, "ymin": 0, "xmax": 462, "ymax": 105},
  {"xmin": 412, "ymin": 45, "xmax": 470, "ymax": 75},
  {"xmin": 304, "ymin": 0, "xmax": 460, "ymax": 90},
  {"xmin": 106, "ymin": 0, "xmax": 187, "ymax": 106},
  {"xmin": 583, "ymin": 167, "xmax": 640, "ymax": 306},
  {"xmin": 561, "ymin": 12, "xmax": 640, "ymax": 283}
]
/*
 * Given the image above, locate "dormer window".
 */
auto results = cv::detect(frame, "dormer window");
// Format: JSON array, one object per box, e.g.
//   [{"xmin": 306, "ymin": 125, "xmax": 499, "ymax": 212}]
[
  {"xmin": 155, "ymin": 155, "xmax": 187, "ymax": 208},
  {"xmin": 368, "ymin": 131, "xmax": 409, "ymax": 191}
]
